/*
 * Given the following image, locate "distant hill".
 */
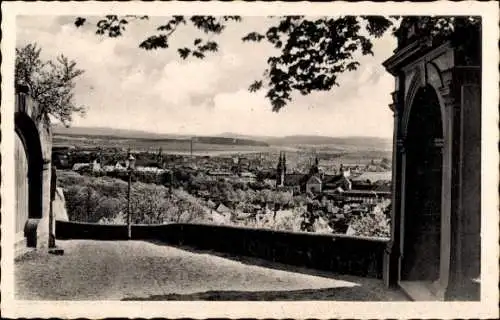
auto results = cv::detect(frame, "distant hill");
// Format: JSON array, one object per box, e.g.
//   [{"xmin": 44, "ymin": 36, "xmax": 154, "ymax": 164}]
[
  {"xmin": 217, "ymin": 132, "xmax": 391, "ymax": 150},
  {"xmin": 52, "ymin": 125, "xmax": 192, "ymax": 140},
  {"xmin": 53, "ymin": 126, "xmax": 269, "ymax": 147},
  {"xmin": 216, "ymin": 132, "xmax": 273, "ymax": 141},
  {"xmin": 194, "ymin": 136, "xmax": 268, "ymax": 146},
  {"xmin": 53, "ymin": 126, "xmax": 390, "ymax": 150},
  {"xmin": 265, "ymin": 135, "xmax": 392, "ymax": 150}
]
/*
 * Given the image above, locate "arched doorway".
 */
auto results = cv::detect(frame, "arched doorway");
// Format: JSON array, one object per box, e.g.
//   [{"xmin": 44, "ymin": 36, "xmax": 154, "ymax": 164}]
[
  {"xmin": 401, "ymin": 86, "xmax": 444, "ymax": 283},
  {"xmin": 15, "ymin": 112, "xmax": 43, "ymax": 247},
  {"xmin": 15, "ymin": 132, "xmax": 29, "ymax": 237}
]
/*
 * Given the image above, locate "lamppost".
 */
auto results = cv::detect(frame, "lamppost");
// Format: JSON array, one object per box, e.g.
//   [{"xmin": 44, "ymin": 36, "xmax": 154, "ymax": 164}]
[{"xmin": 127, "ymin": 152, "xmax": 136, "ymax": 240}]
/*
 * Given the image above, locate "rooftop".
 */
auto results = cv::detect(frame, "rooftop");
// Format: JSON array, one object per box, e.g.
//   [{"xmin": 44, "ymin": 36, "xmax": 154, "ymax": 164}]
[{"xmin": 351, "ymin": 171, "xmax": 392, "ymax": 183}]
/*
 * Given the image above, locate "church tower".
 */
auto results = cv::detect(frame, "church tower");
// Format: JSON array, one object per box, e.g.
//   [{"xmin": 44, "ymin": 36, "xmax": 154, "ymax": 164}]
[
  {"xmin": 281, "ymin": 152, "xmax": 286, "ymax": 186},
  {"xmin": 276, "ymin": 151, "xmax": 286, "ymax": 187},
  {"xmin": 276, "ymin": 152, "xmax": 282, "ymax": 187},
  {"xmin": 309, "ymin": 155, "xmax": 320, "ymax": 176},
  {"xmin": 157, "ymin": 147, "xmax": 163, "ymax": 168}
]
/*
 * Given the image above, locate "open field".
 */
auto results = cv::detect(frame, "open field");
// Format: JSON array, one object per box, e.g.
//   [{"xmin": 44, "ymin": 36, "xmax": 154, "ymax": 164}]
[
  {"xmin": 53, "ymin": 123, "xmax": 392, "ymax": 164},
  {"xmin": 53, "ymin": 135, "xmax": 391, "ymax": 166},
  {"xmin": 54, "ymin": 135, "xmax": 277, "ymax": 155},
  {"xmin": 54, "ymin": 133, "xmax": 392, "ymax": 164}
]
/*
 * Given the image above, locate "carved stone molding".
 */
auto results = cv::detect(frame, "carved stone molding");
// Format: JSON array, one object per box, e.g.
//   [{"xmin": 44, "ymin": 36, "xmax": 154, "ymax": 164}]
[
  {"xmin": 385, "ymin": 240, "xmax": 400, "ymax": 255},
  {"xmin": 392, "ymin": 107, "xmax": 399, "ymax": 117},
  {"xmin": 389, "ymin": 103, "xmax": 396, "ymax": 113},
  {"xmin": 453, "ymin": 66, "xmax": 481, "ymax": 86},
  {"xmin": 391, "ymin": 91, "xmax": 399, "ymax": 105},
  {"xmin": 389, "ymin": 90, "xmax": 400, "ymax": 113},
  {"xmin": 42, "ymin": 159, "xmax": 51, "ymax": 170},
  {"xmin": 433, "ymin": 138, "xmax": 445, "ymax": 149},
  {"xmin": 426, "ymin": 61, "xmax": 444, "ymax": 89},
  {"xmin": 438, "ymin": 67, "xmax": 456, "ymax": 107},
  {"xmin": 439, "ymin": 88, "xmax": 456, "ymax": 109},
  {"xmin": 396, "ymin": 138, "xmax": 406, "ymax": 153}
]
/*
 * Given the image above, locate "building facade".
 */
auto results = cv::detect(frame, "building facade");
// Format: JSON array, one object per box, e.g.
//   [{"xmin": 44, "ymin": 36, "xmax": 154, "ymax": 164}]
[
  {"xmin": 305, "ymin": 175, "xmax": 322, "ymax": 194},
  {"xmin": 382, "ymin": 19, "xmax": 481, "ymax": 301},
  {"xmin": 343, "ymin": 190, "xmax": 391, "ymax": 205}
]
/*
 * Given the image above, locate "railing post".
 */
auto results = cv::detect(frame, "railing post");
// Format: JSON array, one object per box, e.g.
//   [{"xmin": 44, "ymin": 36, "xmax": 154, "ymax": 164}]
[
  {"xmin": 127, "ymin": 170, "xmax": 132, "ymax": 240},
  {"xmin": 49, "ymin": 165, "xmax": 57, "ymax": 248}
]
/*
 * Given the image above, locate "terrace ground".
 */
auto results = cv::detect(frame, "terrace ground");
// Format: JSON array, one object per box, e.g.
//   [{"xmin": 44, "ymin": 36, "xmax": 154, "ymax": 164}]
[{"xmin": 15, "ymin": 240, "xmax": 407, "ymax": 301}]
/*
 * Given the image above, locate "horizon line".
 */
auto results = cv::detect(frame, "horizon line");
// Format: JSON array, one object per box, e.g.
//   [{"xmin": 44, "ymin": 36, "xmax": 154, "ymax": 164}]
[{"xmin": 54, "ymin": 124, "xmax": 393, "ymax": 140}]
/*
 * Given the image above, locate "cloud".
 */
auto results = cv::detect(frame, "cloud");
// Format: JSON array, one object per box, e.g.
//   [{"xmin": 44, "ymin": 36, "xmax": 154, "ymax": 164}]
[
  {"xmin": 16, "ymin": 15, "xmax": 396, "ymax": 138},
  {"xmin": 153, "ymin": 59, "xmax": 221, "ymax": 106}
]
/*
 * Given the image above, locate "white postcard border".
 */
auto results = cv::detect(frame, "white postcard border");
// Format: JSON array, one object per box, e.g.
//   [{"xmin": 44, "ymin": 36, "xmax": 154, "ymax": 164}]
[{"xmin": 1, "ymin": 1, "xmax": 498, "ymax": 319}]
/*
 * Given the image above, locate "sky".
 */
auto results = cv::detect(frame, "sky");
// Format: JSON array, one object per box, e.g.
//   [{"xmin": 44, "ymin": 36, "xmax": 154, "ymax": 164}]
[{"xmin": 16, "ymin": 16, "xmax": 396, "ymax": 138}]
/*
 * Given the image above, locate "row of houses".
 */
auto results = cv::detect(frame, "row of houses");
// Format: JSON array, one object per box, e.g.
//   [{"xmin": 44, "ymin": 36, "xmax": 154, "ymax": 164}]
[{"xmin": 72, "ymin": 160, "xmax": 168, "ymax": 174}]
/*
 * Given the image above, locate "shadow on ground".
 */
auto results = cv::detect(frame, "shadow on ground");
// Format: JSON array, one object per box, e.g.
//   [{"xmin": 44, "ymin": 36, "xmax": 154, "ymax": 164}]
[
  {"xmin": 140, "ymin": 240, "xmax": 407, "ymax": 301},
  {"xmin": 146, "ymin": 240, "xmax": 348, "ymax": 280},
  {"xmin": 122, "ymin": 286, "xmax": 388, "ymax": 301}
]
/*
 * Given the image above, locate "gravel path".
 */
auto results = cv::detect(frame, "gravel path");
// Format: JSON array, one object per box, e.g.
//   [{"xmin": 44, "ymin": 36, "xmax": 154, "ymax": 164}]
[{"xmin": 15, "ymin": 240, "xmax": 407, "ymax": 301}]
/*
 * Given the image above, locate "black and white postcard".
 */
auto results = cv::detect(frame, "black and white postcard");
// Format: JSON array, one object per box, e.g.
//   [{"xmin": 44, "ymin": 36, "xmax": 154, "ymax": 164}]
[{"xmin": 1, "ymin": 1, "xmax": 499, "ymax": 319}]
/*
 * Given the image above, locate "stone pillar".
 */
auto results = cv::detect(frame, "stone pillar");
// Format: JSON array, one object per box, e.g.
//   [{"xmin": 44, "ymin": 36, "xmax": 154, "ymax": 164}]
[
  {"xmin": 384, "ymin": 115, "xmax": 401, "ymax": 287},
  {"xmin": 36, "ymin": 160, "xmax": 52, "ymax": 248},
  {"xmin": 384, "ymin": 82, "xmax": 405, "ymax": 287},
  {"xmin": 49, "ymin": 165, "xmax": 57, "ymax": 248},
  {"xmin": 456, "ymin": 84, "xmax": 481, "ymax": 300},
  {"xmin": 445, "ymin": 79, "xmax": 481, "ymax": 300}
]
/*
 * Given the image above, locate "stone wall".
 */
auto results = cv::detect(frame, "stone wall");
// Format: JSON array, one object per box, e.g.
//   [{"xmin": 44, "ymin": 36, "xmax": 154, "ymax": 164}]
[{"xmin": 55, "ymin": 220, "xmax": 389, "ymax": 279}]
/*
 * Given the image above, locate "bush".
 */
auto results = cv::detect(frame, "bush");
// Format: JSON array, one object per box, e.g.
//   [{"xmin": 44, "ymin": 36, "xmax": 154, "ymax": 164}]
[
  {"xmin": 57, "ymin": 168, "xmax": 391, "ymax": 238},
  {"xmin": 64, "ymin": 185, "xmax": 101, "ymax": 222},
  {"xmin": 95, "ymin": 196, "xmax": 124, "ymax": 221},
  {"xmin": 129, "ymin": 182, "xmax": 172, "ymax": 224},
  {"xmin": 57, "ymin": 170, "xmax": 89, "ymax": 188},
  {"xmin": 348, "ymin": 205, "xmax": 391, "ymax": 238},
  {"xmin": 60, "ymin": 171, "xmax": 210, "ymax": 225}
]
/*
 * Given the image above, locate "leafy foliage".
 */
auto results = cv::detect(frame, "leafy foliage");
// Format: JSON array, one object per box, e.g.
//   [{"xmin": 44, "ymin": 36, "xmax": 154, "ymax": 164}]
[
  {"xmin": 93, "ymin": 15, "xmax": 149, "ymax": 37},
  {"xmin": 15, "ymin": 43, "xmax": 86, "ymax": 125},
  {"xmin": 58, "ymin": 168, "xmax": 392, "ymax": 237},
  {"xmin": 76, "ymin": 15, "xmax": 480, "ymax": 111},
  {"xmin": 137, "ymin": 16, "xmax": 238, "ymax": 60},
  {"xmin": 348, "ymin": 200, "xmax": 391, "ymax": 238},
  {"xmin": 58, "ymin": 170, "xmax": 203, "ymax": 224}
]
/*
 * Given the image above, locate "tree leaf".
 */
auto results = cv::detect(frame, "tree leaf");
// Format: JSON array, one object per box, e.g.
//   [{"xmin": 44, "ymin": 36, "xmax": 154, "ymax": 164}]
[
  {"xmin": 75, "ymin": 17, "xmax": 86, "ymax": 28},
  {"xmin": 248, "ymin": 80, "xmax": 263, "ymax": 92},
  {"xmin": 177, "ymin": 47, "xmax": 191, "ymax": 59},
  {"xmin": 139, "ymin": 34, "xmax": 169, "ymax": 50}
]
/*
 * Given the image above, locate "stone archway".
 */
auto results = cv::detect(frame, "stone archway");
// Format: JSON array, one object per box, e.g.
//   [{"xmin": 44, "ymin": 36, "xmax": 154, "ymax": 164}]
[
  {"xmin": 15, "ymin": 112, "xmax": 44, "ymax": 247},
  {"xmin": 383, "ymin": 19, "xmax": 482, "ymax": 301},
  {"xmin": 401, "ymin": 86, "xmax": 444, "ymax": 283},
  {"xmin": 15, "ymin": 131, "xmax": 29, "ymax": 237}
]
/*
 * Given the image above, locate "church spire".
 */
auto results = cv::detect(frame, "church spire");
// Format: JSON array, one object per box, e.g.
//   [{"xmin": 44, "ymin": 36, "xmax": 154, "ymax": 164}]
[
  {"xmin": 276, "ymin": 151, "xmax": 286, "ymax": 188},
  {"xmin": 277, "ymin": 151, "xmax": 283, "ymax": 170}
]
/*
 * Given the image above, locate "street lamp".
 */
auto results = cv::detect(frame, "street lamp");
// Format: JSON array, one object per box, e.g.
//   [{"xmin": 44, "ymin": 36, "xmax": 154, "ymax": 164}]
[{"xmin": 127, "ymin": 153, "xmax": 136, "ymax": 240}]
